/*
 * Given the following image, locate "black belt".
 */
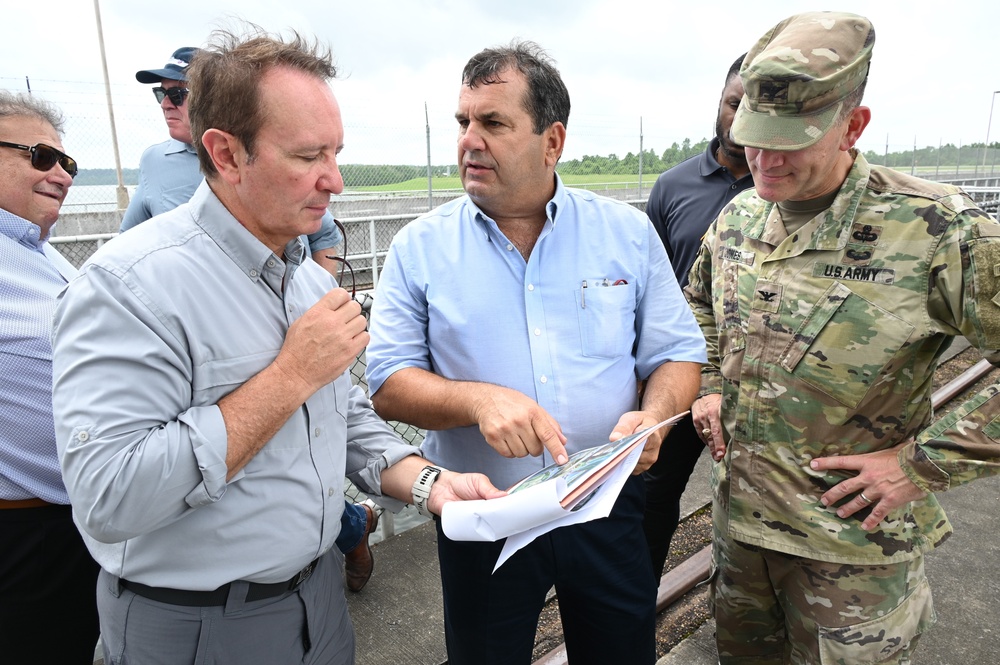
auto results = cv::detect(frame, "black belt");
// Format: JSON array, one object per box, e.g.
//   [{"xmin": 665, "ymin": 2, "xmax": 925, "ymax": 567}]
[
  {"xmin": 0, "ymin": 498, "xmax": 53, "ymax": 509},
  {"xmin": 121, "ymin": 558, "xmax": 319, "ymax": 607}
]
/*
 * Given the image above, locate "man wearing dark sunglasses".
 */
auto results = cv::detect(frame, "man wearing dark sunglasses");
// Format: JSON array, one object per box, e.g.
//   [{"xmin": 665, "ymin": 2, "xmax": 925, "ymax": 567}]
[
  {"xmin": 121, "ymin": 47, "xmax": 346, "ymax": 276},
  {"xmin": 0, "ymin": 90, "xmax": 100, "ymax": 663}
]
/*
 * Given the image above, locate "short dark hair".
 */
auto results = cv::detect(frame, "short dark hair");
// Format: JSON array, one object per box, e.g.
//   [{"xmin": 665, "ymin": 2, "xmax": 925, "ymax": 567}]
[
  {"xmin": 726, "ymin": 53, "xmax": 747, "ymax": 86},
  {"xmin": 461, "ymin": 40, "xmax": 570, "ymax": 134},
  {"xmin": 0, "ymin": 90, "xmax": 64, "ymax": 135},
  {"xmin": 187, "ymin": 24, "xmax": 337, "ymax": 177}
]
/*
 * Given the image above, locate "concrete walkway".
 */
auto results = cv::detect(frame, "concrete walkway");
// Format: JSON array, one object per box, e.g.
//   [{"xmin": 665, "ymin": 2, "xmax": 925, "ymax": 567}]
[
  {"xmin": 657, "ymin": 473, "xmax": 1000, "ymax": 665},
  {"xmin": 347, "ymin": 453, "xmax": 716, "ymax": 665}
]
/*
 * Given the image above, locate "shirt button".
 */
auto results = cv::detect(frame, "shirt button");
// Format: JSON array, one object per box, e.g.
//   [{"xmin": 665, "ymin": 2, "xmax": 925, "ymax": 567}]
[
  {"xmin": 250, "ymin": 269, "xmax": 258, "ymax": 277},
  {"xmin": 328, "ymin": 488, "xmax": 335, "ymax": 497},
  {"xmin": 506, "ymin": 243, "xmax": 514, "ymax": 251},
  {"xmin": 534, "ymin": 328, "xmax": 541, "ymax": 336},
  {"xmin": 267, "ymin": 259, "xmax": 276, "ymax": 268},
  {"xmin": 314, "ymin": 428, "xmax": 321, "ymax": 437},
  {"xmin": 527, "ymin": 284, "xmax": 535, "ymax": 291},
  {"xmin": 540, "ymin": 375, "xmax": 548, "ymax": 384},
  {"xmin": 76, "ymin": 431, "xmax": 89, "ymax": 442}
]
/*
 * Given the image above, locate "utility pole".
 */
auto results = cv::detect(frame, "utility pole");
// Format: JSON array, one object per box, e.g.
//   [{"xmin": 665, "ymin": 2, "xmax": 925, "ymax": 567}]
[
  {"xmin": 425, "ymin": 102, "xmax": 433, "ymax": 211},
  {"xmin": 638, "ymin": 117, "xmax": 644, "ymax": 198},
  {"xmin": 93, "ymin": 0, "xmax": 129, "ymax": 213}
]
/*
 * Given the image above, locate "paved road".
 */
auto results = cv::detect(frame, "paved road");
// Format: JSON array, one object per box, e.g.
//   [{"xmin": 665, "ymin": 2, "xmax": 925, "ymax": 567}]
[{"xmin": 658, "ymin": 473, "xmax": 1000, "ymax": 664}]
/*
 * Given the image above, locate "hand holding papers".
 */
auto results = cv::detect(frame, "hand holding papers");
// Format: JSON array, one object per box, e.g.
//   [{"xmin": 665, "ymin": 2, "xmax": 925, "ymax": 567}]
[{"xmin": 441, "ymin": 411, "xmax": 689, "ymax": 571}]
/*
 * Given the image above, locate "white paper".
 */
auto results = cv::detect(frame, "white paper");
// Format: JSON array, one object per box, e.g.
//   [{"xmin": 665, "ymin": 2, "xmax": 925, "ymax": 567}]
[
  {"xmin": 440, "ymin": 479, "xmax": 571, "ymax": 542},
  {"xmin": 439, "ymin": 414, "xmax": 684, "ymax": 573},
  {"xmin": 492, "ymin": 441, "xmax": 643, "ymax": 571},
  {"xmin": 439, "ymin": 438, "xmax": 644, "ymax": 572}
]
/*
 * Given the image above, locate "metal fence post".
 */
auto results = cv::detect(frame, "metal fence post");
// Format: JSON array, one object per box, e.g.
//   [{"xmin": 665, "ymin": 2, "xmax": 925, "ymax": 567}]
[{"xmin": 369, "ymin": 218, "xmax": 379, "ymax": 289}]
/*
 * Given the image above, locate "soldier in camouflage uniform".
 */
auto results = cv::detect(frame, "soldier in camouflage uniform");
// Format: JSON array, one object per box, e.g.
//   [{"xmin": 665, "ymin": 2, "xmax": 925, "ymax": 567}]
[{"xmin": 684, "ymin": 11, "xmax": 1000, "ymax": 664}]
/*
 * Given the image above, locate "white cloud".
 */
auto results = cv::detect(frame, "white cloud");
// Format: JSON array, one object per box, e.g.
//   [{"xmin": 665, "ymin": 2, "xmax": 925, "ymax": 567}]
[{"xmin": 3, "ymin": 0, "xmax": 998, "ymax": 168}]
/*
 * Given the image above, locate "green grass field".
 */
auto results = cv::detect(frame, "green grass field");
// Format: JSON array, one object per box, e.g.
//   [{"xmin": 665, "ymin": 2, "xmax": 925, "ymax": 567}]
[
  {"xmin": 347, "ymin": 164, "xmax": 999, "ymax": 194},
  {"xmin": 349, "ymin": 171, "xmax": 665, "ymax": 193}
]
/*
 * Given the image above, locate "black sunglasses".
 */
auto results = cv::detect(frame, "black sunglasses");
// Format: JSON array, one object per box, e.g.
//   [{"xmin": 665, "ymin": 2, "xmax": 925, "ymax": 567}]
[
  {"xmin": 0, "ymin": 140, "xmax": 78, "ymax": 177},
  {"xmin": 152, "ymin": 86, "xmax": 190, "ymax": 107}
]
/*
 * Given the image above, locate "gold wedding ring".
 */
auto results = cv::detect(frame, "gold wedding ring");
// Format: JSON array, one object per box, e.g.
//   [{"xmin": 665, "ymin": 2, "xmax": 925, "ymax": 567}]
[{"xmin": 702, "ymin": 428, "xmax": 712, "ymax": 436}]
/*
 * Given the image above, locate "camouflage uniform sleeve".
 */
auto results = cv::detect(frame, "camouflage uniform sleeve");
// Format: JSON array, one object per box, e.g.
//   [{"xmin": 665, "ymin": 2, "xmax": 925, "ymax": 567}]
[
  {"xmin": 904, "ymin": 212, "xmax": 1000, "ymax": 492},
  {"xmin": 684, "ymin": 216, "xmax": 722, "ymax": 398}
]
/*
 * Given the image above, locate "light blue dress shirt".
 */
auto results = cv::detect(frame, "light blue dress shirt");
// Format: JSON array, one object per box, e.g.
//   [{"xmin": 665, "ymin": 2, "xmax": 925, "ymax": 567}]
[
  {"xmin": 119, "ymin": 138, "xmax": 343, "ymax": 252},
  {"xmin": 366, "ymin": 176, "xmax": 707, "ymax": 490},
  {"xmin": 0, "ymin": 207, "xmax": 77, "ymax": 503},
  {"xmin": 52, "ymin": 181, "xmax": 415, "ymax": 589}
]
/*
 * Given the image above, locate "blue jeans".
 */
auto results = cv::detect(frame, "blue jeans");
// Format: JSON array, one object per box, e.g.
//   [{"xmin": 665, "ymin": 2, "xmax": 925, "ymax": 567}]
[{"xmin": 335, "ymin": 501, "xmax": 367, "ymax": 553}]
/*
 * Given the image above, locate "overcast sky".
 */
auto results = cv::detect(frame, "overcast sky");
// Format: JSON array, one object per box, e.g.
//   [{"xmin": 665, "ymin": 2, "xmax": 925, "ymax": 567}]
[{"xmin": 3, "ymin": 0, "xmax": 998, "ymax": 170}]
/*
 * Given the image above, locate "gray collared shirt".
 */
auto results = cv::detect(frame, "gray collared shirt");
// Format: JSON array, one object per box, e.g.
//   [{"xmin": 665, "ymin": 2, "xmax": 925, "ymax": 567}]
[{"xmin": 52, "ymin": 180, "xmax": 415, "ymax": 589}]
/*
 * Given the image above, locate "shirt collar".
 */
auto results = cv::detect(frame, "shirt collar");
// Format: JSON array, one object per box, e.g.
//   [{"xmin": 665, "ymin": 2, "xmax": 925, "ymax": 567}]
[
  {"xmin": 468, "ymin": 172, "xmax": 567, "ymax": 232},
  {"xmin": 697, "ymin": 137, "xmax": 726, "ymax": 177},
  {"xmin": 164, "ymin": 138, "xmax": 197, "ymax": 156},
  {"xmin": 0, "ymin": 206, "xmax": 45, "ymax": 253},
  {"xmin": 188, "ymin": 180, "xmax": 305, "ymax": 287}
]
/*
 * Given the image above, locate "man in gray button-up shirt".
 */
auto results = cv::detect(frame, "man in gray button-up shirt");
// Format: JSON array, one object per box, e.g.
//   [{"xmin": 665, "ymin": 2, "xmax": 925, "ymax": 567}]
[{"xmin": 51, "ymin": 27, "xmax": 502, "ymax": 665}]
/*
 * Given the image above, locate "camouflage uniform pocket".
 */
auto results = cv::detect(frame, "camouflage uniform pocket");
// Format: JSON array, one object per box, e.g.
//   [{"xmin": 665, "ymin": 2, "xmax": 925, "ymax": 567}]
[
  {"xmin": 817, "ymin": 577, "xmax": 936, "ymax": 665},
  {"xmin": 967, "ymin": 223, "xmax": 1000, "ymax": 349},
  {"xmin": 779, "ymin": 281, "xmax": 914, "ymax": 409}
]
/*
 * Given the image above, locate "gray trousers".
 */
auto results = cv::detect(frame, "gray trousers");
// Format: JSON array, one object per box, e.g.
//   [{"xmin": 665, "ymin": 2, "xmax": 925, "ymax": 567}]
[{"xmin": 97, "ymin": 550, "xmax": 354, "ymax": 665}]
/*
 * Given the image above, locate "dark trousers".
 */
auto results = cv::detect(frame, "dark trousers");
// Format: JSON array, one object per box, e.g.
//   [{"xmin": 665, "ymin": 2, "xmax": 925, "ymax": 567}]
[
  {"xmin": 435, "ymin": 475, "xmax": 656, "ymax": 665},
  {"xmin": 641, "ymin": 413, "xmax": 705, "ymax": 579},
  {"xmin": 0, "ymin": 503, "xmax": 101, "ymax": 664}
]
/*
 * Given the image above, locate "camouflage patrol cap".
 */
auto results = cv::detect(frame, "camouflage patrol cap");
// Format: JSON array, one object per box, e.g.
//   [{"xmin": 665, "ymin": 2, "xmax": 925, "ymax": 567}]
[{"xmin": 731, "ymin": 11, "xmax": 874, "ymax": 151}]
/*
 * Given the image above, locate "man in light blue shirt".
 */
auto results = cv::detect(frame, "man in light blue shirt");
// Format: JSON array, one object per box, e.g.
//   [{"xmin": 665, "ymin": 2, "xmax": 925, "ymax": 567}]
[
  {"xmin": 366, "ymin": 41, "xmax": 706, "ymax": 665},
  {"xmin": 123, "ymin": 46, "xmax": 377, "ymax": 592},
  {"xmin": 0, "ymin": 90, "xmax": 100, "ymax": 663},
  {"xmin": 52, "ymin": 30, "xmax": 503, "ymax": 665}
]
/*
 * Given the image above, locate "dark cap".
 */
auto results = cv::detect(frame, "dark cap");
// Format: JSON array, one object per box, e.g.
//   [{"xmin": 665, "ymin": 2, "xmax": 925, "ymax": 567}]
[
  {"xmin": 731, "ymin": 12, "xmax": 874, "ymax": 151},
  {"xmin": 135, "ymin": 47, "xmax": 199, "ymax": 84}
]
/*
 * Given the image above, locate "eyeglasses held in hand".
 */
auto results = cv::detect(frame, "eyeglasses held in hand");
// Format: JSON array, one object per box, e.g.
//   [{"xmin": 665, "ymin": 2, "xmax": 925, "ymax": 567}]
[
  {"xmin": 325, "ymin": 219, "xmax": 357, "ymax": 299},
  {"xmin": 152, "ymin": 86, "xmax": 190, "ymax": 107},
  {"xmin": 0, "ymin": 140, "xmax": 78, "ymax": 178}
]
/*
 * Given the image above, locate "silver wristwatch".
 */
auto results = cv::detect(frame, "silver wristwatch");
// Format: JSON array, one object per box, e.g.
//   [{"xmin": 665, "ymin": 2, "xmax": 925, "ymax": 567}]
[{"xmin": 411, "ymin": 465, "xmax": 444, "ymax": 519}]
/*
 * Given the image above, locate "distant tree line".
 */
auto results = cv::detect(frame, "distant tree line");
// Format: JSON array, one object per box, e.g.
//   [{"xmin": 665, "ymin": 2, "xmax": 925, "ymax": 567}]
[
  {"xmin": 557, "ymin": 139, "xmax": 710, "ymax": 176},
  {"xmin": 72, "ymin": 140, "xmax": 1000, "ymax": 186},
  {"xmin": 555, "ymin": 140, "xmax": 1000, "ymax": 177},
  {"xmin": 862, "ymin": 142, "xmax": 1000, "ymax": 171},
  {"xmin": 73, "ymin": 168, "xmax": 139, "ymax": 187},
  {"xmin": 339, "ymin": 164, "xmax": 452, "ymax": 187}
]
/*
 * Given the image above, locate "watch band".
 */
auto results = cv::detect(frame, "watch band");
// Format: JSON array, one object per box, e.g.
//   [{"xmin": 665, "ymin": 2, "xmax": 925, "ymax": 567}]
[{"xmin": 411, "ymin": 465, "xmax": 443, "ymax": 519}]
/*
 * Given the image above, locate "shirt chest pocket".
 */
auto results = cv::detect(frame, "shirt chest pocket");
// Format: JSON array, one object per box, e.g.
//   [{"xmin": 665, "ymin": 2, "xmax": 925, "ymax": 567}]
[
  {"xmin": 191, "ymin": 352, "xmax": 274, "ymax": 406},
  {"xmin": 577, "ymin": 281, "xmax": 635, "ymax": 359},
  {"xmin": 778, "ymin": 281, "xmax": 914, "ymax": 408}
]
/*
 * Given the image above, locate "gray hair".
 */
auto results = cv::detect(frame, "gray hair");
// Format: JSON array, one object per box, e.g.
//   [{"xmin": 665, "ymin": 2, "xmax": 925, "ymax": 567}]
[
  {"xmin": 0, "ymin": 90, "xmax": 65, "ymax": 135},
  {"xmin": 837, "ymin": 78, "xmax": 868, "ymax": 123}
]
